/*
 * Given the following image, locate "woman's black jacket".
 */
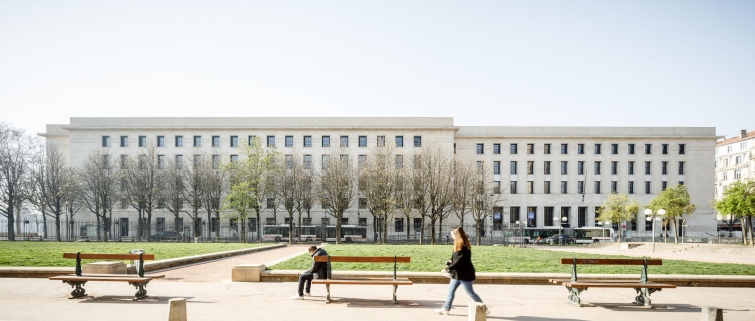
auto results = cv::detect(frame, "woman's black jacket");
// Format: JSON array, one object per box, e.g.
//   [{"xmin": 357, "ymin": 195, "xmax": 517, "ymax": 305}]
[{"xmin": 446, "ymin": 246, "xmax": 476, "ymax": 281}]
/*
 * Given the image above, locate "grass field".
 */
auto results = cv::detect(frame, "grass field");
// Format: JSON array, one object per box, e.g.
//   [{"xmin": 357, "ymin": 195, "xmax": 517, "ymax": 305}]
[
  {"xmin": 0, "ymin": 241, "xmax": 268, "ymax": 267},
  {"xmin": 269, "ymin": 244, "xmax": 755, "ymax": 275}
]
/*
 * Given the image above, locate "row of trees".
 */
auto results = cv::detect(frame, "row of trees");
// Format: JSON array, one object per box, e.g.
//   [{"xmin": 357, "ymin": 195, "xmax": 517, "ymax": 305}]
[{"xmin": 714, "ymin": 180, "xmax": 755, "ymax": 246}]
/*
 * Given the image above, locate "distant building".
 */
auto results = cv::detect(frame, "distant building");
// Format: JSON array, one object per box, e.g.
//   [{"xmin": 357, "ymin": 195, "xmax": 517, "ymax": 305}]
[
  {"xmin": 714, "ymin": 129, "xmax": 755, "ymax": 233},
  {"xmin": 41, "ymin": 117, "xmax": 717, "ymax": 240}
]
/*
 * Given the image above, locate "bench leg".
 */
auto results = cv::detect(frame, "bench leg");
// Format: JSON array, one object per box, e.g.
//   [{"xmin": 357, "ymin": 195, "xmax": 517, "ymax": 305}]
[
  {"xmin": 393, "ymin": 284, "xmax": 398, "ymax": 305},
  {"xmin": 325, "ymin": 284, "xmax": 331, "ymax": 303},
  {"xmin": 633, "ymin": 288, "xmax": 661, "ymax": 307},
  {"xmin": 565, "ymin": 286, "xmax": 584, "ymax": 306},
  {"xmin": 62, "ymin": 280, "xmax": 87, "ymax": 299},
  {"xmin": 129, "ymin": 281, "xmax": 150, "ymax": 300}
]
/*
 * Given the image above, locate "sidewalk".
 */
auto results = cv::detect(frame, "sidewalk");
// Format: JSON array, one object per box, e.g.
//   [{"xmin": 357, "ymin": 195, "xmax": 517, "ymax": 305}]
[{"xmin": 533, "ymin": 242, "xmax": 755, "ymax": 265}]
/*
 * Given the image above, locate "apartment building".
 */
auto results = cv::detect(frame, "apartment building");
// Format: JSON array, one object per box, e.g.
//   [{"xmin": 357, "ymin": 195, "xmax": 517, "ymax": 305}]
[{"xmin": 714, "ymin": 130, "xmax": 755, "ymax": 226}]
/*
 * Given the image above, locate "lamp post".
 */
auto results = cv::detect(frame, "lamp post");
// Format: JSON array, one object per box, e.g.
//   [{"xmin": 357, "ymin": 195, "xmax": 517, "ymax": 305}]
[
  {"xmin": 644, "ymin": 208, "xmax": 665, "ymax": 253},
  {"xmin": 24, "ymin": 219, "xmax": 29, "ymax": 241}
]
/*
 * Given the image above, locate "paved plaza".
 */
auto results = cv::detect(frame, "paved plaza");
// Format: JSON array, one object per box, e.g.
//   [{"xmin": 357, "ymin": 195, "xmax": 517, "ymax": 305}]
[{"xmin": 1, "ymin": 244, "xmax": 754, "ymax": 321}]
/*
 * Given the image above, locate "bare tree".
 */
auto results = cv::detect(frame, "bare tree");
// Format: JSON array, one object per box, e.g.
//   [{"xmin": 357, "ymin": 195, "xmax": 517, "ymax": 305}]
[
  {"xmin": 412, "ymin": 143, "xmax": 454, "ymax": 245},
  {"xmin": 182, "ymin": 152, "xmax": 207, "ymax": 240},
  {"xmin": 122, "ymin": 146, "xmax": 161, "ymax": 241},
  {"xmin": 78, "ymin": 149, "xmax": 118, "ymax": 241},
  {"xmin": 0, "ymin": 123, "xmax": 35, "ymax": 241},
  {"xmin": 395, "ymin": 164, "xmax": 418, "ymax": 241},
  {"xmin": 318, "ymin": 148, "xmax": 357, "ymax": 244},
  {"xmin": 202, "ymin": 152, "xmax": 228, "ymax": 242},
  {"xmin": 274, "ymin": 151, "xmax": 311, "ymax": 244},
  {"xmin": 359, "ymin": 145, "xmax": 399, "ymax": 244},
  {"xmin": 469, "ymin": 163, "xmax": 503, "ymax": 245},
  {"xmin": 31, "ymin": 143, "xmax": 74, "ymax": 241},
  {"xmin": 450, "ymin": 156, "xmax": 476, "ymax": 228},
  {"xmin": 160, "ymin": 157, "xmax": 186, "ymax": 241}
]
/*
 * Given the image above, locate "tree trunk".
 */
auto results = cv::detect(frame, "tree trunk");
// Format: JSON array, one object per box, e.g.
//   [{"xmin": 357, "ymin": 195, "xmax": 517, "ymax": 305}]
[
  {"xmin": 255, "ymin": 208, "xmax": 261, "ymax": 242},
  {"xmin": 748, "ymin": 215, "xmax": 754, "ymax": 246},
  {"xmin": 429, "ymin": 217, "xmax": 437, "ymax": 245},
  {"xmin": 672, "ymin": 219, "xmax": 679, "ymax": 244}
]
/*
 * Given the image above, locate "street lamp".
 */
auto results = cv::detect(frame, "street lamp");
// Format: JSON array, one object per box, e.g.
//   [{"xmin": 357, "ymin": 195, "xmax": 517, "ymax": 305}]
[
  {"xmin": 553, "ymin": 216, "xmax": 568, "ymax": 246},
  {"xmin": 644, "ymin": 208, "xmax": 665, "ymax": 253}
]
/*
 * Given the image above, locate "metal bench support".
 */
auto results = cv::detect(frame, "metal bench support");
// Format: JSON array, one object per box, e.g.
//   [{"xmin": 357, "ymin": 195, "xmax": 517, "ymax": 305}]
[{"xmin": 62, "ymin": 280, "xmax": 87, "ymax": 298}]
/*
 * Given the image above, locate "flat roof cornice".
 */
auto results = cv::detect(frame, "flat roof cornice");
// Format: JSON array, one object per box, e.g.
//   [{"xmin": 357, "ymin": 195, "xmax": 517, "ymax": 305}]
[
  {"xmin": 455, "ymin": 126, "xmax": 717, "ymax": 139},
  {"xmin": 66, "ymin": 117, "xmax": 457, "ymax": 130}
]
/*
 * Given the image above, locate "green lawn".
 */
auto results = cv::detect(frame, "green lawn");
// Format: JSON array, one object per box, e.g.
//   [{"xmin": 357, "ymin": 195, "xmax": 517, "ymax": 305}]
[
  {"xmin": 269, "ymin": 244, "xmax": 755, "ymax": 275},
  {"xmin": 0, "ymin": 241, "xmax": 268, "ymax": 267}
]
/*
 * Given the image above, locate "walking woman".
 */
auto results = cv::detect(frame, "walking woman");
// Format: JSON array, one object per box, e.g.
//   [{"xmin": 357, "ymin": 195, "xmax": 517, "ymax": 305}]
[{"xmin": 435, "ymin": 226, "xmax": 489, "ymax": 316}]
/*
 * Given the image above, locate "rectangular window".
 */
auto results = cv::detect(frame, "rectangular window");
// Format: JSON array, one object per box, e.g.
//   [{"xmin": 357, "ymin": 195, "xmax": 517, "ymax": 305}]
[
  {"xmin": 175, "ymin": 155, "xmax": 183, "ymax": 168},
  {"xmin": 662, "ymin": 161, "xmax": 668, "ymax": 175},
  {"xmin": 561, "ymin": 207, "xmax": 570, "ymax": 227},
  {"xmin": 561, "ymin": 181, "xmax": 567, "ymax": 194},
  {"xmin": 510, "ymin": 143, "xmax": 518, "ymax": 154},
  {"xmin": 594, "ymin": 144, "xmax": 601, "ymax": 154},
  {"xmin": 322, "ymin": 136, "xmax": 330, "ymax": 147},
  {"xmin": 304, "ymin": 136, "xmax": 312, "ymax": 147},
  {"xmin": 527, "ymin": 143, "xmax": 534, "ymax": 154},
  {"xmin": 645, "ymin": 144, "xmax": 652, "ymax": 154},
  {"xmin": 611, "ymin": 161, "xmax": 617, "ymax": 175},
  {"xmin": 493, "ymin": 207, "xmax": 503, "ymax": 230},
  {"xmin": 561, "ymin": 161, "xmax": 568, "ymax": 175},
  {"xmin": 594, "ymin": 161, "xmax": 601, "ymax": 175},
  {"xmin": 193, "ymin": 155, "xmax": 202, "ymax": 168},
  {"xmin": 545, "ymin": 207, "xmax": 555, "ymax": 226},
  {"xmin": 358, "ymin": 198, "xmax": 367, "ymax": 209},
  {"xmin": 120, "ymin": 136, "xmax": 129, "ymax": 147},
  {"xmin": 303, "ymin": 155, "xmax": 312, "ymax": 169},
  {"xmin": 248, "ymin": 135, "xmax": 257, "ymax": 146},
  {"xmin": 285, "ymin": 136, "xmax": 293, "ymax": 147},
  {"xmin": 628, "ymin": 161, "xmax": 635, "ymax": 175},
  {"xmin": 526, "ymin": 207, "xmax": 538, "ymax": 227},
  {"xmin": 120, "ymin": 154, "xmax": 128, "ymax": 169},
  {"xmin": 231, "ymin": 155, "xmax": 239, "ymax": 163},
  {"xmin": 138, "ymin": 136, "xmax": 146, "ymax": 147},
  {"xmin": 395, "ymin": 155, "xmax": 403, "ymax": 168},
  {"xmin": 358, "ymin": 155, "xmax": 366, "ymax": 167},
  {"xmin": 340, "ymin": 135, "xmax": 348, "ymax": 147},
  {"xmin": 544, "ymin": 144, "xmax": 551, "ymax": 154},
  {"xmin": 662, "ymin": 181, "xmax": 668, "ymax": 191},
  {"xmin": 340, "ymin": 154, "xmax": 348, "ymax": 165},
  {"xmin": 493, "ymin": 161, "xmax": 500, "ymax": 175},
  {"xmin": 645, "ymin": 161, "xmax": 651, "ymax": 175},
  {"xmin": 476, "ymin": 161, "xmax": 483, "ymax": 171},
  {"xmin": 527, "ymin": 161, "xmax": 534, "ymax": 175},
  {"xmin": 594, "ymin": 181, "xmax": 601, "ymax": 194},
  {"xmin": 395, "ymin": 136, "xmax": 403, "ymax": 147},
  {"xmin": 193, "ymin": 136, "xmax": 201, "ymax": 147},
  {"xmin": 394, "ymin": 218, "xmax": 404, "ymax": 233},
  {"xmin": 493, "ymin": 143, "xmax": 501, "ymax": 154},
  {"xmin": 611, "ymin": 144, "xmax": 618, "ymax": 154},
  {"xmin": 230, "ymin": 136, "xmax": 238, "ymax": 147},
  {"xmin": 578, "ymin": 207, "xmax": 587, "ymax": 228},
  {"xmin": 359, "ymin": 136, "xmax": 367, "ymax": 147},
  {"xmin": 212, "ymin": 155, "xmax": 220, "ymax": 169},
  {"xmin": 321, "ymin": 155, "xmax": 329, "ymax": 169},
  {"xmin": 157, "ymin": 136, "xmax": 164, "ymax": 147},
  {"xmin": 476, "ymin": 143, "xmax": 484, "ymax": 154},
  {"xmin": 544, "ymin": 161, "xmax": 551, "ymax": 175},
  {"xmin": 679, "ymin": 162, "xmax": 685, "ymax": 175},
  {"xmin": 544, "ymin": 181, "xmax": 551, "ymax": 194},
  {"xmin": 578, "ymin": 144, "xmax": 585, "ymax": 154},
  {"xmin": 510, "ymin": 161, "xmax": 517, "ymax": 174},
  {"xmin": 645, "ymin": 181, "xmax": 651, "ymax": 194},
  {"xmin": 611, "ymin": 181, "xmax": 617, "ymax": 194},
  {"xmin": 628, "ymin": 181, "xmax": 634, "ymax": 194},
  {"xmin": 377, "ymin": 135, "xmax": 385, "ymax": 147},
  {"xmin": 285, "ymin": 154, "xmax": 293, "ymax": 168},
  {"xmin": 267, "ymin": 136, "xmax": 275, "ymax": 147},
  {"xmin": 578, "ymin": 161, "xmax": 584, "ymax": 175},
  {"xmin": 628, "ymin": 144, "xmax": 635, "ymax": 154},
  {"xmin": 266, "ymin": 198, "xmax": 275, "ymax": 209},
  {"xmin": 527, "ymin": 181, "xmax": 534, "ymax": 194},
  {"xmin": 510, "ymin": 181, "xmax": 517, "ymax": 194},
  {"xmin": 679, "ymin": 144, "xmax": 686, "ymax": 155},
  {"xmin": 561, "ymin": 144, "xmax": 568, "ymax": 154},
  {"xmin": 493, "ymin": 181, "xmax": 500, "ymax": 194},
  {"xmin": 509, "ymin": 206, "xmax": 520, "ymax": 224},
  {"xmin": 578, "ymin": 181, "xmax": 585, "ymax": 194},
  {"xmin": 662, "ymin": 144, "xmax": 669, "ymax": 154},
  {"xmin": 210, "ymin": 135, "xmax": 219, "ymax": 147},
  {"xmin": 175, "ymin": 136, "xmax": 184, "ymax": 147},
  {"xmin": 414, "ymin": 136, "xmax": 422, "ymax": 147}
]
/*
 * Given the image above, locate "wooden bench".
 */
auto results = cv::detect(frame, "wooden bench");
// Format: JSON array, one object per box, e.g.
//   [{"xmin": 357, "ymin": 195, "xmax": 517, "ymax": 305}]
[
  {"xmin": 549, "ymin": 258, "xmax": 676, "ymax": 307},
  {"xmin": 49, "ymin": 252, "xmax": 165, "ymax": 300},
  {"xmin": 311, "ymin": 255, "xmax": 412, "ymax": 304}
]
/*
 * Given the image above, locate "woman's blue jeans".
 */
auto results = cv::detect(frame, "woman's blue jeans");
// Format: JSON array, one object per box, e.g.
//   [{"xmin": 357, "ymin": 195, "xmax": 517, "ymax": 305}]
[{"xmin": 443, "ymin": 279, "xmax": 483, "ymax": 310}]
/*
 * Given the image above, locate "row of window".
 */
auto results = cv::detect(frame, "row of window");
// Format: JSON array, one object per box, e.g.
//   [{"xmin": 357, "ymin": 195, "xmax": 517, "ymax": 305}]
[
  {"xmin": 490, "ymin": 160, "xmax": 685, "ymax": 175},
  {"xmin": 102, "ymin": 135, "xmax": 423, "ymax": 149},
  {"xmin": 475, "ymin": 143, "xmax": 686, "ymax": 155},
  {"xmin": 503, "ymin": 180, "xmax": 682, "ymax": 195},
  {"xmin": 507, "ymin": 206, "xmax": 664, "ymax": 230}
]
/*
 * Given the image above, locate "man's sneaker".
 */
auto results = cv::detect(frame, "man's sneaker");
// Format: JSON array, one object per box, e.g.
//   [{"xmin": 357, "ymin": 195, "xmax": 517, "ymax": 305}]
[
  {"xmin": 291, "ymin": 295, "xmax": 303, "ymax": 300},
  {"xmin": 434, "ymin": 308, "xmax": 449, "ymax": 315},
  {"xmin": 303, "ymin": 292, "xmax": 311, "ymax": 297}
]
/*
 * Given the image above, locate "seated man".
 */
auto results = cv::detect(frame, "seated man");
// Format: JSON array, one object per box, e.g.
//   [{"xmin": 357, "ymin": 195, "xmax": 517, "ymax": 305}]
[{"xmin": 292, "ymin": 245, "xmax": 328, "ymax": 299}]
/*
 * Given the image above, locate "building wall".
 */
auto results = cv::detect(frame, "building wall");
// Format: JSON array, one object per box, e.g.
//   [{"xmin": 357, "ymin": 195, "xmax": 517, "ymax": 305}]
[{"xmin": 714, "ymin": 131, "xmax": 755, "ymax": 222}]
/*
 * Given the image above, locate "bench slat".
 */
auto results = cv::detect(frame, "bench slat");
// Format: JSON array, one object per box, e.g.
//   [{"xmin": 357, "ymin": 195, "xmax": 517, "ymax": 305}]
[
  {"xmin": 50, "ymin": 276, "xmax": 154, "ymax": 282},
  {"xmin": 312, "ymin": 278, "xmax": 412, "ymax": 285},
  {"xmin": 62, "ymin": 253, "xmax": 156, "ymax": 260},
  {"xmin": 563, "ymin": 282, "xmax": 676, "ymax": 288},
  {"xmin": 313, "ymin": 256, "xmax": 410, "ymax": 263},
  {"xmin": 560, "ymin": 258, "xmax": 662, "ymax": 265},
  {"xmin": 68, "ymin": 274, "xmax": 166, "ymax": 279}
]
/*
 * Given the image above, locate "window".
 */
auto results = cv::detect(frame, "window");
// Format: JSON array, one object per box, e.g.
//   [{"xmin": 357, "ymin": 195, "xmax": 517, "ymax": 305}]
[
  {"xmin": 138, "ymin": 136, "xmax": 146, "ymax": 147},
  {"xmin": 493, "ymin": 143, "xmax": 501, "ymax": 154},
  {"xmin": 322, "ymin": 136, "xmax": 330, "ymax": 147},
  {"xmin": 120, "ymin": 136, "xmax": 129, "ymax": 147},
  {"xmin": 414, "ymin": 136, "xmax": 422, "ymax": 147},
  {"xmin": 377, "ymin": 135, "xmax": 385, "ymax": 147},
  {"xmin": 493, "ymin": 181, "xmax": 500, "ymax": 194},
  {"xmin": 510, "ymin": 161, "xmax": 517, "ymax": 174},
  {"xmin": 611, "ymin": 161, "xmax": 617, "ymax": 175},
  {"xmin": 662, "ymin": 144, "xmax": 668, "ymax": 154},
  {"xmin": 248, "ymin": 135, "xmax": 257, "ymax": 146},
  {"xmin": 510, "ymin": 181, "xmax": 517, "ymax": 194},
  {"xmin": 493, "ymin": 161, "xmax": 500, "ymax": 175},
  {"xmin": 122, "ymin": 198, "xmax": 129, "ymax": 209},
  {"xmin": 527, "ymin": 181, "xmax": 534, "ymax": 194},
  {"xmin": 526, "ymin": 161, "xmax": 534, "ymax": 175},
  {"xmin": 561, "ymin": 144, "xmax": 568, "ymax": 154},
  {"xmin": 578, "ymin": 207, "xmax": 587, "ymax": 228},
  {"xmin": 285, "ymin": 154, "xmax": 293, "ymax": 168},
  {"xmin": 212, "ymin": 155, "xmax": 220, "ymax": 169},
  {"xmin": 395, "ymin": 218, "xmax": 404, "ymax": 233},
  {"xmin": 193, "ymin": 155, "xmax": 202, "ymax": 167},
  {"xmin": 175, "ymin": 136, "xmax": 183, "ymax": 147},
  {"xmin": 493, "ymin": 207, "xmax": 503, "ymax": 230},
  {"xmin": 577, "ymin": 161, "xmax": 584, "ymax": 175},
  {"xmin": 679, "ymin": 162, "xmax": 685, "ymax": 175},
  {"xmin": 359, "ymin": 136, "xmax": 367, "ymax": 147},
  {"xmin": 645, "ymin": 181, "xmax": 651, "ymax": 194},
  {"xmin": 645, "ymin": 144, "xmax": 652, "ymax": 154},
  {"xmin": 578, "ymin": 181, "xmax": 585, "ymax": 194},
  {"xmin": 157, "ymin": 136, "xmax": 164, "ymax": 147},
  {"xmin": 594, "ymin": 181, "xmax": 601, "ymax": 194},
  {"xmin": 611, "ymin": 181, "xmax": 617, "ymax": 194},
  {"xmin": 193, "ymin": 136, "xmax": 201, "ymax": 147},
  {"xmin": 544, "ymin": 181, "xmax": 551, "ymax": 194},
  {"xmin": 628, "ymin": 144, "xmax": 635, "ymax": 154},
  {"xmin": 340, "ymin": 135, "xmax": 348, "ymax": 147},
  {"xmin": 594, "ymin": 161, "xmax": 601, "ymax": 175},
  {"xmin": 662, "ymin": 181, "xmax": 668, "ymax": 191},
  {"xmin": 321, "ymin": 155, "xmax": 329, "ymax": 169},
  {"xmin": 267, "ymin": 136, "xmax": 275, "ymax": 147},
  {"xmin": 476, "ymin": 161, "xmax": 483, "ymax": 171},
  {"xmin": 304, "ymin": 136, "xmax": 312, "ymax": 147},
  {"xmin": 120, "ymin": 154, "xmax": 128, "ymax": 169},
  {"xmin": 230, "ymin": 136, "xmax": 238, "ymax": 147},
  {"xmin": 545, "ymin": 207, "xmax": 555, "ymax": 226},
  {"xmin": 544, "ymin": 161, "xmax": 551, "ymax": 175},
  {"xmin": 526, "ymin": 207, "xmax": 537, "ymax": 227},
  {"xmin": 611, "ymin": 144, "xmax": 618, "ymax": 154},
  {"xmin": 476, "ymin": 144, "xmax": 484, "ymax": 154},
  {"xmin": 679, "ymin": 144, "xmax": 686, "ymax": 155},
  {"xmin": 645, "ymin": 161, "xmax": 651, "ymax": 175},
  {"xmin": 561, "ymin": 161, "xmax": 568, "ymax": 174},
  {"xmin": 231, "ymin": 155, "xmax": 239, "ymax": 163},
  {"xmin": 544, "ymin": 144, "xmax": 551, "ymax": 154},
  {"xmin": 395, "ymin": 155, "xmax": 403, "ymax": 168},
  {"xmin": 510, "ymin": 144, "xmax": 518, "ymax": 154},
  {"xmin": 358, "ymin": 155, "xmax": 366, "ymax": 167},
  {"xmin": 303, "ymin": 155, "xmax": 312, "ymax": 168},
  {"xmin": 175, "ymin": 155, "xmax": 183, "ymax": 168},
  {"xmin": 527, "ymin": 143, "xmax": 534, "ymax": 154},
  {"xmin": 662, "ymin": 161, "xmax": 668, "ymax": 175},
  {"xmin": 285, "ymin": 136, "xmax": 293, "ymax": 147},
  {"xmin": 628, "ymin": 181, "xmax": 634, "ymax": 194},
  {"xmin": 628, "ymin": 161, "xmax": 635, "ymax": 175},
  {"xmin": 594, "ymin": 144, "xmax": 602, "ymax": 154},
  {"xmin": 577, "ymin": 144, "xmax": 584, "ymax": 154},
  {"xmin": 395, "ymin": 136, "xmax": 403, "ymax": 147},
  {"xmin": 736, "ymin": 156, "xmax": 742, "ymax": 164},
  {"xmin": 102, "ymin": 136, "xmax": 110, "ymax": 147},
  {"xmin": 340, "ymin": 154, "xmax": 348, "ymax": 164},
  {"xmin": 509, "ymin": 206, "xmax": 520, "ymax": 224},
  {"xmin": 266, "ymin": 198, "xmax": 275, "ymax": 209},
  {"xmin": 561, "ymin": 181, "xmax": 567, "ymax": 194}
]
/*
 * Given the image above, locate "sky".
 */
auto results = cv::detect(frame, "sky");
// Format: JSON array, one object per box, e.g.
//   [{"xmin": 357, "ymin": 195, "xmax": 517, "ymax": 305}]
[{"xmin": 1, "ymin": 1, "xmax": 754, "ymax": 139}]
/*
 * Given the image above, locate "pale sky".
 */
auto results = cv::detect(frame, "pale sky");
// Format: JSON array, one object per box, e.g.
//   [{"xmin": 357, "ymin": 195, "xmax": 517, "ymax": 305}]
[{"xmin": 1, "ymin": 1, "xmax": 754, "ymax": 138}]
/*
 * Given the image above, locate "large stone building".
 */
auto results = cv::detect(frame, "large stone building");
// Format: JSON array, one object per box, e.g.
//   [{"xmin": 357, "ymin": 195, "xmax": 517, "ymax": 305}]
[
  {"xmin": 714, "ymin": 129, "xmax": 755, "ymax": 231},
  {"xmin": 41, "ymin": 117, "xmax": 717, "ymax": 240}
]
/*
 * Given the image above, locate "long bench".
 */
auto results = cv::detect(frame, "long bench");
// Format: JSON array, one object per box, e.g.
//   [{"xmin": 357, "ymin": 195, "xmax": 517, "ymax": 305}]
[
  {"xmin": 49, "ymin": 252, "xmax": 165, "ymax": 300},
  {"xmin": 549, "ymin": 258, "xmax": 676, "ymax": 307},
  {"xmin": 311, "ymin": 255, "xmax": 412, "ymax": 304}
]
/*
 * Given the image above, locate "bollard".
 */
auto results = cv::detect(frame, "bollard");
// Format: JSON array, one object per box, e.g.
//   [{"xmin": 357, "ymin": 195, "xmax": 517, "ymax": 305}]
[
  {"xmin": 701, "ymin": 306, "xmax": 723, "ymax": 321},
  {"xmin": 468, "ymin": 303, "xmax": 486, "ymax": 321},
  {"xmin": 168, "ymin": 298, "xmax": 187, "ymax": 321}
]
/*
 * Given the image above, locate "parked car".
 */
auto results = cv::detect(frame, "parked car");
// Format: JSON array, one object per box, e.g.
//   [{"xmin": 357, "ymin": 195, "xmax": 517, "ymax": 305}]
[
  {"xmin": 541, "ymin": 234, "xmax": 576, "ymax": 245},
  {"xmin": 150, "ymin": 231, "xmax": 182, "ymax": 241}
]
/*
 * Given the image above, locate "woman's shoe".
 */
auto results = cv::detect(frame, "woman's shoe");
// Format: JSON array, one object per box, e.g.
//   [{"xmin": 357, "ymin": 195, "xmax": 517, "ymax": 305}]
[{"xmin": 434, "ymin": 308, "xmax": 449, "ymax": 315}]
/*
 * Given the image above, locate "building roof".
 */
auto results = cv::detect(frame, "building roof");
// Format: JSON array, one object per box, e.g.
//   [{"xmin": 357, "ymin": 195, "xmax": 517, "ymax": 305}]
[{"xmin": 716, "ymin": 130, "xmax": 755, "ymax": 147}]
